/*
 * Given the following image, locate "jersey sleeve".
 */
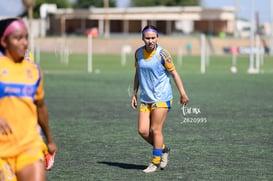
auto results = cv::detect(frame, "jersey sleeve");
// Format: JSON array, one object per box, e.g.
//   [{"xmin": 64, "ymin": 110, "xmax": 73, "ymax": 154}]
[
  {"xmin": 34, "ymin": 67, "xmax": 45, "ymax": 101},
  {"xmin": 159, "ymin": 49, "xmax": 175, "ymax": 72}
]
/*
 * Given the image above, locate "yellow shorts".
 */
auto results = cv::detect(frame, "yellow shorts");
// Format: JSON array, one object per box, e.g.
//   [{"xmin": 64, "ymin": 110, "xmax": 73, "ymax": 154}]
[
  {"xmin": 0, "ymin": 148, "xmax": 44, "ymax": 180},
  {"xmin": 139, "ymin": 100, "xmax": 172, "ymax": 112}
]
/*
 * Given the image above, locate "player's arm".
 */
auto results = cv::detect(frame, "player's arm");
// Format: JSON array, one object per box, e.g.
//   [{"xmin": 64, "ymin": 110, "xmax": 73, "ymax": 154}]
[
  {"xmin": 35, "ymin": 99, "xmax": 58, "ymax": 154},
  {"xmin": 34, "ymin": 68, "xmax": 58, "ymax": 154},
  {"xmin": 169, "ymin": 69, "xmax": 189, "ymax": 105},
  {"xmin": 131, "ymin": 51, "xmax": 139, "ymax": 109},
  {"xmin": 160, "ymin": 49, "xmax": 189, "ymax": 105}
]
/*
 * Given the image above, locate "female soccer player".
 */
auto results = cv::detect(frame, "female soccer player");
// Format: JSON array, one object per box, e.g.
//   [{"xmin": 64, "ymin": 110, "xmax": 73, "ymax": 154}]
[
  {"xmin": 0, "ymin": 18, "xmax": 58, "ymax": 180},
  {"xmin": 131, "ymin": 25, "xmax": 189, "ymax": 173}
]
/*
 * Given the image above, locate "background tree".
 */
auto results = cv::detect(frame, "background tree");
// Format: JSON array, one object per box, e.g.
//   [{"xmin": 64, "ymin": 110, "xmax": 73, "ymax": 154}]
[
  {"xmin": 131, "ymin": 0, "xmax": 200, "ymax": 6},
  {"xmin": 21, "ymin": 0, "xmax": 117, "ymax": 18},
  {"xmin": 73, "ymin": 0, "xmax": 116, "ymax": 8},
  {"xmin": 21, "ymin": 0, "xmax": 71, "ymax": 18}
]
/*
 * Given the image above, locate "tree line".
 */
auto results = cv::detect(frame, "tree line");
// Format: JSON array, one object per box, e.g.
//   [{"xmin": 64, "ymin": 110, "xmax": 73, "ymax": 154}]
[{"xmin": 20, "ymin": 0, "xmax": 200, "ymax": 18}]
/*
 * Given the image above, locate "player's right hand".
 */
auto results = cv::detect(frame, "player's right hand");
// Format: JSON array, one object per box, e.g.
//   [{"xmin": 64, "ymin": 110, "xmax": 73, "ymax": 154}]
[
  {"xmin": 131, "ymin": 95, "xmax": 138, "ymax": 109},
  {"xmin": 0, "ymin": 117, "xmax": 12, "ymax": 135}
]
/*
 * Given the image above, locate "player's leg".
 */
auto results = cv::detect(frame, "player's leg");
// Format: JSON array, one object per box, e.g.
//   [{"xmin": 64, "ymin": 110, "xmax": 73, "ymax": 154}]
[
  {"xmin": 15, "ymin": 148, "xmax": 45, "ymax": 181},
  {"xmin": 16, "ymin": 161, "xmax": 45, "ymax": 181},
  {"xmin": 143, "ymin": 107, "xmax": 168, "ymax": 173},
  {"xmin": 150, "ymin": 107, "xmax": 168, "ymax": 161},
  {"xmin": 154, "ymin": 101, "xmax": 172, "ymax": 169},
  {"xmin": 138, "ymin": 103, "xmax": 153, "ymax": 145}
]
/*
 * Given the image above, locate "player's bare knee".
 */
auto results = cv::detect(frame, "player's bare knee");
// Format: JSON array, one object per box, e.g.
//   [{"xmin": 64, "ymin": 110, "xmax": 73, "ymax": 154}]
[
  {"xmin": 138, "ymin": 128, "xmax": 149, "ymax": 137},
  {"xmin": 150, "ymin": 128, "xmax": 162, "ymax": 136}
]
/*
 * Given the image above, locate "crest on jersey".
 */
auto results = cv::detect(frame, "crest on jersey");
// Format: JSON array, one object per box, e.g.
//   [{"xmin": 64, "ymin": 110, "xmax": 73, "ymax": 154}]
[
  {"xmin": 160, "ymin": 49, "xmax": 172, "ymax": 63},
  {"xmin": 1, "ymin": 69, "xmax": 8, "ymax": 75},
  {"xmin": 26, "ymin": 69, "xmax": 33, "ymax": 79}
]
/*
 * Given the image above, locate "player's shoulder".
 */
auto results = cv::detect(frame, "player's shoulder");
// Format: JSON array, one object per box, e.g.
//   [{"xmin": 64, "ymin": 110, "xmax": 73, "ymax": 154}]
[
  {"xmin": 0, "ymin": 55, "xmax": 11, "ymax": 65},
  {"xmin": 135, "ymin": 46, "xmax": 145, "ymax": 59},
  {"xmin": 159, "ymin": 49, "xmax": 171, "ymax": 61},
  {"xmin": 158, "ymin": 46, "xmax": 170, "ymax": 56},
  {"xmin": 135, "ymin": 46, "xmax": 145, "ymax": 54}
]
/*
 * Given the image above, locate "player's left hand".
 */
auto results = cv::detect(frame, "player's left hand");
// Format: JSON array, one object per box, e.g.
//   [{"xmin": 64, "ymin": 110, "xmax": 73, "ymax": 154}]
[
  {"xmin": 181, "ymin": 94, "xmax": 189, "ymax": 105},
  {"xmin": 47, "ymin": 142, "xmax": 58, "ymax": 154}
]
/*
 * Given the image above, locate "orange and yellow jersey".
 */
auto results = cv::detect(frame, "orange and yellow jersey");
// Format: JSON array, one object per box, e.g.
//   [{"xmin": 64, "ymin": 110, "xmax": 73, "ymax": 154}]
[{"xmin": 0, "ymin": 56, "xmax": 44, "ymax": 157}]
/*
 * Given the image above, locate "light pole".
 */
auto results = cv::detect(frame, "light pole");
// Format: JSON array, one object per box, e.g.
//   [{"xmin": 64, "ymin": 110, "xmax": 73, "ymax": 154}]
[
  {"xmin": 234, "ymin": 0, "xmax": 238, "ymax": 37},
  {"xmin": 270, "ymin": 0, "xmax": 273, "ymax": 55},
  {"xmin": 248, "ymin": 0, "xmax": 256, "ymax": 73},
  {"xmin": 22, "ymin": 0, "xmax": 36, "ymax": 53},
  {"xmin": 104, "ymin": 0, "xmax": 110, "ymax": 38}
]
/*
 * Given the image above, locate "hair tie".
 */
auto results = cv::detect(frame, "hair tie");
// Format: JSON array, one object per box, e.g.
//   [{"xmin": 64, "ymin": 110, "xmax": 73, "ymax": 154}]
[
  {"xmin": 143, "ymin": 29, "xmax": 158, "ymax": 34},
  {"xmin": 2, "ymin": 19, "xmax": 26, "ymax": 40}
]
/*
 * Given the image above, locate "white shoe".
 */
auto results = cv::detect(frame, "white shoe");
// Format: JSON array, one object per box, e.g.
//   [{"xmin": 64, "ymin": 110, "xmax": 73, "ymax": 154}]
[
  {"xmin": 143, "ymin": 163, "xmax": 160, "ymax": 173},
  {"xmin": 160, "ymin": 146, "xmax": 170, "ymax": 169}
]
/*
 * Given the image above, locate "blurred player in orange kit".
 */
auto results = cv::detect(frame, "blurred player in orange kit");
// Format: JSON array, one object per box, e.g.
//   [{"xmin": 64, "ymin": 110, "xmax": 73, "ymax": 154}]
[{"xmin": 0, "ymin": 17, "xmax": 58, "ymax": 180}]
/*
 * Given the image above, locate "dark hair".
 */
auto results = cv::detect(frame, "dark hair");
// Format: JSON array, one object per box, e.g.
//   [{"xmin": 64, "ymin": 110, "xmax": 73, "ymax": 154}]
[
  {"xmin": 142, "ymin": 25, "xmax": 158, "ymax": 38},
  {"xmin": 0, "ymin": 18, "xmax": 19, "ymax": 53}
]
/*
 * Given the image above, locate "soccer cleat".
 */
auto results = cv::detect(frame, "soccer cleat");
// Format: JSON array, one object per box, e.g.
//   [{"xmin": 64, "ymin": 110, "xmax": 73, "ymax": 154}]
[
  {"xmin": 45, "ymin": 152, "xmax": 55, "ymax": 170},
  {"xmin": 160, "ymin": 146, "xmax": 170, "ymax": 169},
  {"xmin": 143, "ymin": 163, "xmax": 160, "ymax": 173}
]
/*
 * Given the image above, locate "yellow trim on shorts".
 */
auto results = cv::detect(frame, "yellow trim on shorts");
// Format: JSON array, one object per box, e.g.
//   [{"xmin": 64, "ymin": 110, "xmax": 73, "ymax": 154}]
[
  {"xmin": 139, "ymin": 100, "xmax": 172, "ymax": 112},
  {"xmin": 1, "ymin": 147, "xmax": 44, "ymax": 174}
]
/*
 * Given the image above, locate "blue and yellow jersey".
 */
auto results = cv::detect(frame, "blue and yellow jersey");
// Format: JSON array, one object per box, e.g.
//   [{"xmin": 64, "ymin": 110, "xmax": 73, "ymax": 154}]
[
  {"xmin": 135, "ymin": 45, "xmax": 175, "ymax": 103},
  {"xmin": 0, "ymin": 56, "xmax": 44, "ymax": 157}
]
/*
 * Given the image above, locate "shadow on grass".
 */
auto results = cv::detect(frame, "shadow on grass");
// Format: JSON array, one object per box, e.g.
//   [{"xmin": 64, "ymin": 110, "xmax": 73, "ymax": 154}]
[{"xmin": 97, "ymin": 161, "xmax": 146, "ymax": 170}]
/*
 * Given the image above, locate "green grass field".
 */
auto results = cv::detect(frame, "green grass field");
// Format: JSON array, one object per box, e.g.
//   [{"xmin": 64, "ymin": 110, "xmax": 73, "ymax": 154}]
[{"xmin": 39, "ymin": 53, "xmax": 273, "ymax": 180}]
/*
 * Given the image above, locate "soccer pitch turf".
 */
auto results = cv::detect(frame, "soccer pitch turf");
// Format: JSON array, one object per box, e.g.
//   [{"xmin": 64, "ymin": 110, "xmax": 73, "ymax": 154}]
[{"xmin": 39, "ymin": 53, "xmax": 273, "ymax": 180}]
